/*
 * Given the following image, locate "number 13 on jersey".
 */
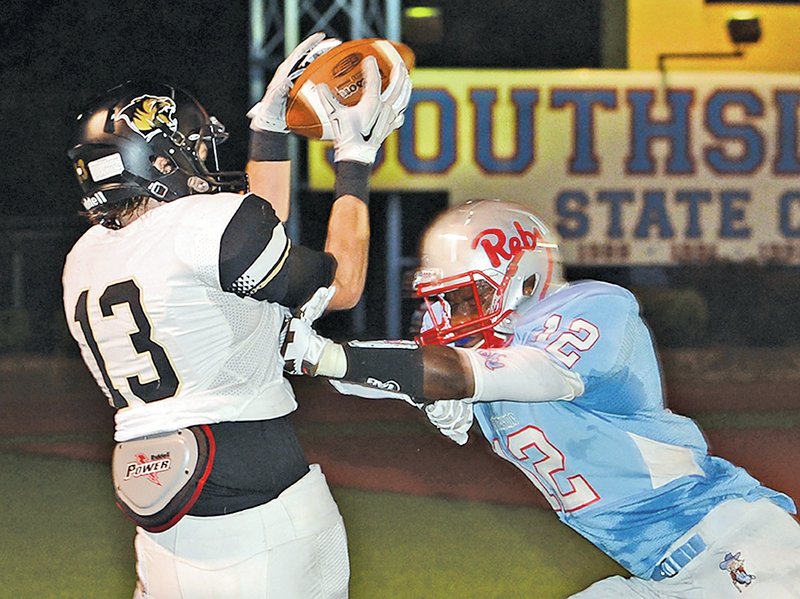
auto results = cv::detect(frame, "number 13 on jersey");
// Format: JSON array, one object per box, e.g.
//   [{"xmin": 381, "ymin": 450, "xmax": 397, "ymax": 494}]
[{"xmin": 73, "ymin": 279, "xmax": 180, "ymax": 408}]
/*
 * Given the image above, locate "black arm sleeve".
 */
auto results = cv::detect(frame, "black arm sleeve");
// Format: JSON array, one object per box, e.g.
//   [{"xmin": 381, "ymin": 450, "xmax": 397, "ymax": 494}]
[
  {"xmin": 274, "ymin": 244, "xmax": 336, "ymax": 308},
  {"xmin": 342, "ymin": 341, "xmax": 425, "ymax": 400},
  {"xmin": 218, "ymin": 194, "xmax": 336, "ymax": 308}
]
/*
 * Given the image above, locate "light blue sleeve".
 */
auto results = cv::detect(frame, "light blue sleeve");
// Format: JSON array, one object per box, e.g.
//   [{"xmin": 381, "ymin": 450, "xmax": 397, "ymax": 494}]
[
  {"xmin": 561, "ymin": 290, "xmax": 640, "ymax": 381},
  {"xmin": 513, "ymin": 283, "xmax": 661, "ymax": 413},
  {"xmin": 518, "ymin": 283, "xmax": 641, "ymax": 380}
]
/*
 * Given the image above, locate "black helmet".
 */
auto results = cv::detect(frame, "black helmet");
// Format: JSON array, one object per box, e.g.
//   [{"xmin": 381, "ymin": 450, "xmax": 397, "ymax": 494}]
[{"xmin": 67, "ymin": 81, "xmax": 248, "ymax": 212}]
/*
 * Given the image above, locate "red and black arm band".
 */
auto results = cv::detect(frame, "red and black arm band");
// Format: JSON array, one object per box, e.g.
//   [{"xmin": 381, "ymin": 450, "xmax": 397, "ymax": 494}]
[{"xmin": 341, "ymin": 341, "xmax": 425, "ymax": 400}]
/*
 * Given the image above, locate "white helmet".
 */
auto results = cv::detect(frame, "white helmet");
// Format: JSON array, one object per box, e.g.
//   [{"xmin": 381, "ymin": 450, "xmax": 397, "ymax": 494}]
[{"xmin": 413, "ymin": 199, "xmax": 565, "ymax": 347}]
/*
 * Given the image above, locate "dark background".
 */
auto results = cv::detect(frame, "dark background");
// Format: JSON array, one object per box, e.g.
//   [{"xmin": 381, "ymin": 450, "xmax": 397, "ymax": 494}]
[
  {"xmin": 0, "ymin": 0, "xmax": 606, "ymax": 348},
  {"xmin": 0, "ymin": 0, "xmax": 601, "ymax": 220},
  {"xmin": 2, "ymin": 1, "xmax": 796, "ymax": 349},
  {"xmin": 2, "ymin": 0, "xmax": 252, "ymax": 219}
]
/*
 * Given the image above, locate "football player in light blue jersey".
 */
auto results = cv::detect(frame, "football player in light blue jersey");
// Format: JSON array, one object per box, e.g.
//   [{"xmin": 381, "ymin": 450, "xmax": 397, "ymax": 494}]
[{"xmin": 283, "ymin": 199, "xmax": 800, "ymax": 597}]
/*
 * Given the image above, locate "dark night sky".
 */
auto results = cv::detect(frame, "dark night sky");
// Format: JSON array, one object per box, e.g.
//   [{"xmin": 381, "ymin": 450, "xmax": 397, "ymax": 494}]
[
  {"xmin": 1, "ymin": 0, "xmax": 251, "ymax": 220},
  {"xmin": 0, "ymin": 0, "xmax": 600, "ymax": 220}
]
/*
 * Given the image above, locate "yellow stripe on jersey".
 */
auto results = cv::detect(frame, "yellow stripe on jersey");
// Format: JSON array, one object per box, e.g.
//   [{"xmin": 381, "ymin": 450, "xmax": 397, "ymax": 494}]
[{"xmin": 252, "ymin": 236, "xmax": 291, "ymax": 294}]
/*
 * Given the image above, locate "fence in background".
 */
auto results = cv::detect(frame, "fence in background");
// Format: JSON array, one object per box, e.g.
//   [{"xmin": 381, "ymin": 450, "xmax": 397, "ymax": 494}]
[
  {"xmin": 2, "ymin": 209, "xmax": 799, "ymax": 355},
  {"xmin": 0, "ymin": 217, "xmax": 85, "ymax": 353}
]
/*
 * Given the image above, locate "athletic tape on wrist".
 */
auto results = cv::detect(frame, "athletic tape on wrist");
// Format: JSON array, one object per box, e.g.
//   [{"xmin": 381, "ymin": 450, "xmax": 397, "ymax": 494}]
[
  {"xmin": 342, "ymin": 340, "xmax": 423, "ymax": 398},
  {"xmin": 334, "ymin": 161, "xmax": 370, "ymax": 205},
  {"xmin": 249, "ymin": 129, "xmax": 289, "ymax": 162}
]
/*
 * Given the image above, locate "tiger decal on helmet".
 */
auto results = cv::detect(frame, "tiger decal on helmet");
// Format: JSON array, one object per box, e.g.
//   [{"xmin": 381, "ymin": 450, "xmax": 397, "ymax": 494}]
[{"xmin": 114, "ymin": 95, "xmax": 178, "ymax": 141}]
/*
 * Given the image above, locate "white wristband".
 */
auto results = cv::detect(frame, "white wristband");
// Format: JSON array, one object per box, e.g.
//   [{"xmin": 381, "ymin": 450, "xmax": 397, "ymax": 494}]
[{"xmin": 317, "ymin": 343, "xmax": 347, "ymax": 378}]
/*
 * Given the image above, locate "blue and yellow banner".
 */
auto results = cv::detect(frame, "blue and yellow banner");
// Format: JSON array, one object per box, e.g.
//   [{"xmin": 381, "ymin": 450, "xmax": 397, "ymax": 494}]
[{"xmin": 309, "ymin": 69, "xmax": 800, "ymax": 265}]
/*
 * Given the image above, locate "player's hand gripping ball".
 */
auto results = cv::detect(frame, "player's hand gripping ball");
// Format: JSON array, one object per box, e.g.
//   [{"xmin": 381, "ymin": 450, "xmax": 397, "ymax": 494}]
[
  {"xmin": 248, "ymin": 33, "xmax": 341, "ymax": 133},
  {"xmin": 286, "ymin": 38, "xmax": 415, "ymax": 140}
]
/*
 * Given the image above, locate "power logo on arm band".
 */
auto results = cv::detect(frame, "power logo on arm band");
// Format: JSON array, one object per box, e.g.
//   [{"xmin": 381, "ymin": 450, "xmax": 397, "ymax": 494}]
[{"xmin": 341, "ymin": 340, "xmax": 424, "ymax": 399}]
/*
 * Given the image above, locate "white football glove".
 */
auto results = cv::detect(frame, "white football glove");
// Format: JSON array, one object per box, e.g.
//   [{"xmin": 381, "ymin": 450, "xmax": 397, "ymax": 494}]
[
  {"xmin": 317, "ymin": 56, "xmax": 412, "ymax": 164},
  {"xmin": 280, "ymin": 316, "xmax": 334, "ymax": 376},
  {"xmin": 248, "ymin": 32, "xmax": 336, "ymax": 133},
  {"xmin": 298, "ymin": 285, "xmax": 336, "ymax": 324},
  {"xmin": 278, "ymin": 286, "xmax": 335, "ymax": 374},
  {"xmin": 424, "ymin": 400, "xmax": 473, "ymax": 445}
]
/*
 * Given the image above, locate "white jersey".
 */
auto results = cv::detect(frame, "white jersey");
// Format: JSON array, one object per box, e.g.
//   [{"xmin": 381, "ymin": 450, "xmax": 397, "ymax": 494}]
[{"xmin": 62, "ymin": 192, "xmax": 333, "ymax": 442}]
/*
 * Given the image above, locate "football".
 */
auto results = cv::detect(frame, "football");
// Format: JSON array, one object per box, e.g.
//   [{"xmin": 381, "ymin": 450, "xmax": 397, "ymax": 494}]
[{"xmin": 286, "ymin": 38, "xmax": 415, "ymax": 140}]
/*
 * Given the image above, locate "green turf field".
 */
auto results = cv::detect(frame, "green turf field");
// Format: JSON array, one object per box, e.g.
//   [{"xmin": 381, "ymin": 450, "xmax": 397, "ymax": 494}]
[{"xmin": 0, "ymin": 452, "xmax": 624, "ymax": 598}]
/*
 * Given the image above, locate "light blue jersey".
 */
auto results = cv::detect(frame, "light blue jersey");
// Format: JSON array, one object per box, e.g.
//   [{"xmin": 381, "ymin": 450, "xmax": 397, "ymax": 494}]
[{"xmin": 472, "ymin": 280, "xmax": 795, "ymax": 577}]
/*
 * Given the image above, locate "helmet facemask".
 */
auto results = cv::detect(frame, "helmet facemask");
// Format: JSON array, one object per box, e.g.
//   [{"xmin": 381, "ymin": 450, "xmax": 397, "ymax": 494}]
[
  {"xmin": 415, "ymin": 252, "xmax": 540, "ymax": 348},
  {"xmin": 417, "ymin": 271, "xmax": 501, "ymax": 348},
  {"xmin": 413, "ymin": 199, "xmax": 565, "ymax": 348},
  {"xmin": 141, "ymin": 113, "xmax": 246, "ymax": 198}
]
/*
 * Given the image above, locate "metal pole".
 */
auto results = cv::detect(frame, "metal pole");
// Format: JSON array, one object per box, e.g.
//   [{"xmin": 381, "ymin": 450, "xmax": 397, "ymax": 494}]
[
  {"xmin": 385, "ymin": 0, "xmax": 401, "ymax": 40},
  {"xmin": 382, "ymin": 1, "xmax": 403, "ymax": 337},
  {"xmin": 351, "ymin": 0, "xmax": 364, "ymax": 38},
  {"xmin": 385, "ymin": 193, "xmax": 402, "ymax": 339},
  {"xmin": 248, "ymin": 0, "xmax": 266, "ymax": 104},
  {"xmin": 284, "ymin": 0, "xmax": 299, "ymax": 50},
  {"xmin": 284, "ymin": 0, "xmax": 302, "ymax": 241}
]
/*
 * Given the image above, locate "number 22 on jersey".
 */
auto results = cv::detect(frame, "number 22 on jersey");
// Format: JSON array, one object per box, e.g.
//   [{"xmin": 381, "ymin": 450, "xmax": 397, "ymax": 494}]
[
  {"xmin": 73, "ymin": 279, "xmax": 180, "ymax": 408},
  {"xmin": 497, "ymin": 314, "xmax": 602, "ymax": 513},
  {"xmin": 494, "ymin": 427, "xmax": 600, "ymax": 513}
]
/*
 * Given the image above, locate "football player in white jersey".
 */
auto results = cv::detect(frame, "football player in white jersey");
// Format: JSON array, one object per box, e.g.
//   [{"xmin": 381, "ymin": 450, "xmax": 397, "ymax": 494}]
[
  {"xmin": 283, "ymin": 199, "xmax": 800, "ymax": 598},
  {"xmin": 62, "ymin": 33, "xmax": 411, "ymax": 599}
]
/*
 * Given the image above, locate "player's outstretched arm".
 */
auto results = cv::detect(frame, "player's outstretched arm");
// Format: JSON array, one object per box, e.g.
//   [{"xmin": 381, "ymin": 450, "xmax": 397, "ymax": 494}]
[
  {"xmin": 282, "ymin": 317, "xmax": 583, "ymax": 404},
  {"xmin": 281, "ymin": 317, "xmax": 473, "ymax": 401},
  {"xmin": 318, "ymin": 56, "xmax": 412, "ymax": 310},
  {"xmin": 246, "ymin": 32, "xmax": 330, "ymax": 220},
  {"xmin": 281, "ymin": 316, "xmax": 476, "ymax": 444}
]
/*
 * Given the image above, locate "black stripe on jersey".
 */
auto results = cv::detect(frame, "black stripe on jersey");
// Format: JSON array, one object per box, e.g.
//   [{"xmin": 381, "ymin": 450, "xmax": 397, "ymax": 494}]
[
  {"xmin": 219, "ymin": 194, "xmax": 283, "ymax": 296},
  {"xmin": 219, "ymin": 194, "xmax": 336, "ymax": 307},
  {"xmin": 262, "ymin": 244, "xmax": 336, "ymax": 307}
]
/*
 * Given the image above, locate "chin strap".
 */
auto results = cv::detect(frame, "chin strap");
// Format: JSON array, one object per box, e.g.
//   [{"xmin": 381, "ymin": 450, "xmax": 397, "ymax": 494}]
[{"xmin": 204, "ymin": 170, "xmax": 250, "ymax": 194}]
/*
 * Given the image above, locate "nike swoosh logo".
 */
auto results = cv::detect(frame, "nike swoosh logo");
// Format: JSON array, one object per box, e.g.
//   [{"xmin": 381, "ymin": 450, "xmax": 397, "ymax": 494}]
[{"xmin": 361, "ymin": 119, "xmax": 379, "ymax": 142}]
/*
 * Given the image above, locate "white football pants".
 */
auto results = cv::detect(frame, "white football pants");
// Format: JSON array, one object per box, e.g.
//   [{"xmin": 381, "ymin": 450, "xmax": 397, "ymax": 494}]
[
  {"xmin": 132, "ymin": 464, "xmax": 349, "ymax": 599},
  {"xmin": 570, "ymin": 497, "xmax": 800, "ymax": 598}
]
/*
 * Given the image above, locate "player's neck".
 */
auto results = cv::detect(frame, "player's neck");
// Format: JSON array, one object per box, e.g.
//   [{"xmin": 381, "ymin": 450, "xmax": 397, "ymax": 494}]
[{"xmin": 119, "ymin": 198, "xmax": 160, "ymax": 227}]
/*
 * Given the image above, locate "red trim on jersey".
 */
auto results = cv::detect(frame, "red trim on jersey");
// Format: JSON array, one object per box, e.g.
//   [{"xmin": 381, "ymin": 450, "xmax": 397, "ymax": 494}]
[{"xmin": 146, "ymin": 424, "xmax": 217, "ymax": 533}]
